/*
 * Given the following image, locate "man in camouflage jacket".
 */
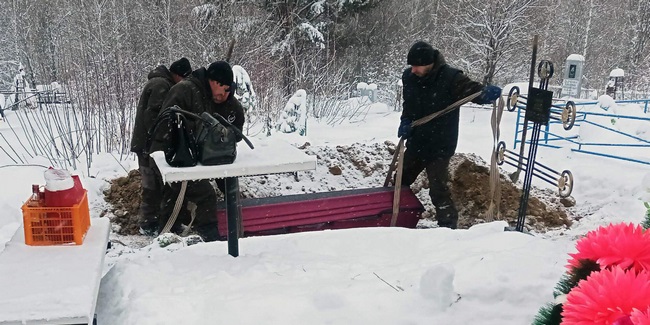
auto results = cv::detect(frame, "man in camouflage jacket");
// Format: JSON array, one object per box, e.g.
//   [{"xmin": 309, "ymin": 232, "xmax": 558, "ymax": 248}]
[
  {"xmin": 152, "ymin": 61, "xmax": 245, "ymax": 241},
  {"xmin": 130, "ymin": 57, "xmax": 192, "ymax": 235}
]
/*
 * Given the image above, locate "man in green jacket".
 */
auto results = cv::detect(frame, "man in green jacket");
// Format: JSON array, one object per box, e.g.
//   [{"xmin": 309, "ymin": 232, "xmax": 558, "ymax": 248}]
[
  {"xmin": 130, "ymin": 57, "xmax": 192, "ymax": 235},
  {"xmin": 153, "ymin": 61, "xmax": 245, "ymax": 241}
]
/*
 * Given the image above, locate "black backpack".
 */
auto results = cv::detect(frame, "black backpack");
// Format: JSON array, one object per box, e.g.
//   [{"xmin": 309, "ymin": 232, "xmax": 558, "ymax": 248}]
[{"xmin": 146, "ymin": 107, "xmax": 199, "ymax": 167}]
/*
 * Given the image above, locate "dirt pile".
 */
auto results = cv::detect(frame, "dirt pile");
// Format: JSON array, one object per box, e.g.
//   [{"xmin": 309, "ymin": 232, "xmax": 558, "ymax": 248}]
[
  {"xmin": 449, "ymin": 155, "xmax": 572, "ymax": 230},
  {"xmin": 103, "ymin": 169, "xmax": 142, "ymax": 235}
]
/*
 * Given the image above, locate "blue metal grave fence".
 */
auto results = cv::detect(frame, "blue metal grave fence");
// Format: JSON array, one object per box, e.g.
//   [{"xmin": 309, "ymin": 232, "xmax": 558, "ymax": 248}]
[{"xmin": 513, "ymin": 99, "xmax": 650, "ymax": 165}]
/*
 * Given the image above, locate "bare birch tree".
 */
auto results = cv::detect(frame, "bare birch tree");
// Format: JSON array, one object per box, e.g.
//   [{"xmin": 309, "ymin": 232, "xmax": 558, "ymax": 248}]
[{"xmin": 442, "ymin": 0, "xmax": 539, "ymax": 85}]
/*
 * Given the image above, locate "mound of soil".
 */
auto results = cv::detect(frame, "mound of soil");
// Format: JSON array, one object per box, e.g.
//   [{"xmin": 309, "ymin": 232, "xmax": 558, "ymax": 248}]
[
  {"xmin": 103, "ymin": 142, "xmax": 574, "ymax": 235},
  {"xmin": 449, "ymin": 155, "xmax": 572, "ymax": 230},
  {"xmin": 103, "ymin": 169, "xmax": 142, "ymax": 235}
]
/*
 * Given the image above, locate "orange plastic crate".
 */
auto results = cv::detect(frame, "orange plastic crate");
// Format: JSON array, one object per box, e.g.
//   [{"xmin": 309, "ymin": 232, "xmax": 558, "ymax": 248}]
[{"xmin": 22, "ymin": 191, "xmax": 91, "ymax": 246}]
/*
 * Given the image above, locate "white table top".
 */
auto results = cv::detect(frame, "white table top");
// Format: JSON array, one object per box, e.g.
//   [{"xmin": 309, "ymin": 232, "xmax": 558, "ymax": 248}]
[
  {"xmin": 0, "ymin": 218, "xmax": 110, "ymax": 325},
  {"xmin": 151, "ymin": 138, "xmax": 317, "ymax": 183}
]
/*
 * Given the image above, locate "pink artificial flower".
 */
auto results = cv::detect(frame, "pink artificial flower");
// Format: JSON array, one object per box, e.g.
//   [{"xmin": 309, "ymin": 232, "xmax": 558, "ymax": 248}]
[
  {"xmin": 561, "ymin": 267, "xmax": 650, "ymax": 325},
  {"xmin": 567, "ymin": 223, "xmax": 650, "ymax": 273},
  {"xmin": 631, "ymin": 307, "xmax": 650, "ymax": 325},
  {"xmin": 612, "ymin": 315, "xmax": 634, "ymax": 325}
]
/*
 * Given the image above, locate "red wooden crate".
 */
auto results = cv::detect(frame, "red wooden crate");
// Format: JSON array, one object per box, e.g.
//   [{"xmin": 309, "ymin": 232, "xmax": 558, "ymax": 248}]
[{"xmin": 217, "ymin": 187, "xmax": 424, "ymax": 239}]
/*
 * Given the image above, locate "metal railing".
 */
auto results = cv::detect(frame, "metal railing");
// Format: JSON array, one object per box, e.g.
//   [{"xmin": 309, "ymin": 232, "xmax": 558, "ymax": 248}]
[{"xmin": 513, "ymin": 99, "xmax": 650, "ymax": 165}]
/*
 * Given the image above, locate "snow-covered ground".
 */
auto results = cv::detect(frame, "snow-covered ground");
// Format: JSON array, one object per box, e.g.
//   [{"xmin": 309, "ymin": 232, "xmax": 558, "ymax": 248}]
[{"xmin": 0, "ymin": 96, "xmax": 649, "ymax": 324}]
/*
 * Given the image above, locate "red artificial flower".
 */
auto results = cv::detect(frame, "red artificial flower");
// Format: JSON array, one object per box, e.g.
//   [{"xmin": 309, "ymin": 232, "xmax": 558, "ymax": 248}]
[
  {"xmin": 631, "ymin": 307, "xmax": 650, "ymax": 325},
  {"xmin": 567, "ymin": 223, "xmax": 650, "ymax": 273},
  {"xmin": 562, "ymin": 267, "xmax": 650, "ymax": 325}
]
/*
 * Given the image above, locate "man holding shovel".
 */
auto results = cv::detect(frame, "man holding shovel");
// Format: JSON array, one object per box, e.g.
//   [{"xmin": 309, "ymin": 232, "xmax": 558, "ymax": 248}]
[{"xmin": 397, "ymin": 41, "xmax": 501, "ymax": 229}]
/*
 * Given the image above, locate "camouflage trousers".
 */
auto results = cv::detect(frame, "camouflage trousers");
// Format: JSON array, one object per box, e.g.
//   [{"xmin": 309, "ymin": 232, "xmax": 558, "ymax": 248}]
[{"xmin": 137, "ymin": 153, "xmax": 163, "ymax": 231}]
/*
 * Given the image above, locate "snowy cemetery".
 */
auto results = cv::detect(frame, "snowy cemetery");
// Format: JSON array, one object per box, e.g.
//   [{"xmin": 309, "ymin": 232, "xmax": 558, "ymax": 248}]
[
  {"xmin": 0, "ymin": 41, "xmax": 650, "ymax": 324},
  {"xmin": 0, "ymin": 65, "xmax": 70, "ymax": 118}
]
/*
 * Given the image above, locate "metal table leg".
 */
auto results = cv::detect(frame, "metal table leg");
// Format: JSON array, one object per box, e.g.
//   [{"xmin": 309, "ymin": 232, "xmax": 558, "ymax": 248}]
[{"xmin": 225, "ymin": 177, "xmax": 240, "ymax": 257}]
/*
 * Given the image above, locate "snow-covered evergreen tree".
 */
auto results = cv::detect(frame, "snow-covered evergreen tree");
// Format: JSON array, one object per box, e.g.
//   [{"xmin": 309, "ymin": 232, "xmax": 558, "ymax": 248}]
[
  {"xmin": 262, "ymin": 0, "xmax": 378, "ymax": 95},
  {"xmin": 277, "ymin": 89, "xmax": 308, "ymax": 136},
  {"xmin": 232, "ymin": 65, "xmax": 257, "ymax": 112}
]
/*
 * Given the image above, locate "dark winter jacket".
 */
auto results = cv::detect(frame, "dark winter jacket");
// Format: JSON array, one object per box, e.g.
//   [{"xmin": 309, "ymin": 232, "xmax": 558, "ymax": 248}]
[
  {"xmin": 149, "ymin": 67, "xmax": 245, "ymax": 153},
  {"xmin": 401, "ymin": 50, "xmax": 484, "ymax": 160},
  {"xmin": 130, "ymin": 66, "xmax": 175, "ymax": 153}
]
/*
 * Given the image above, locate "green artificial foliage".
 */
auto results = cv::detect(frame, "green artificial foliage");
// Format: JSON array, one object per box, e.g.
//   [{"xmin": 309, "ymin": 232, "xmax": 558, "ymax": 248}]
[
  {"xmin": 563, "ymin": 259, "xmax": 600, "ymax": 293},
  {"xmin": 532, "ymin": 303, "xmax": 563, "ymax": 325},
  {"xmin": 643, "ymin": 202, "xmax": 650, "ymax": 230},
  {"xmin": 553, "ymin": 273, "xmax": 575, "ymax": 297},
  {"xmin": 532, "ymin": 259, "xmax": 600, "ymax": 325}
]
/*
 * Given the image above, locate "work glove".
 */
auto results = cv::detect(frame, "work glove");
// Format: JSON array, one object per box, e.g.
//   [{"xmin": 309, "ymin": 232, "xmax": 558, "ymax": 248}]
[
  {"xmin": 476, "ymin": 85, "xmax": 502, "ymax": 104},
  {"xmin": 397, "ymin": 117, "xmax": 412, "ymax": 138}
]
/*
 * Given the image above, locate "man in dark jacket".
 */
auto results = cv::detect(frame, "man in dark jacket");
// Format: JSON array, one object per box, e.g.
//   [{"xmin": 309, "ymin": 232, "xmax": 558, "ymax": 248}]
[
  {"xmin": 398, "ymin": 41, "xmax": 501, "ymax": 229},
  {"xmin": 130, "ymin": 57, "xmax": 192, "ymax": 235},
  {"xmin": 153, "ymin": 61, "xmax": 245, "ymax": 241}
]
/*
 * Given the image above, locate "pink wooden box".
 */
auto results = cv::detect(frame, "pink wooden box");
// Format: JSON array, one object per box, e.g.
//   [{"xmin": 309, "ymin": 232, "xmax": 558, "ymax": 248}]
[{"xmin": 216, "ymin": 187, "xmax": 424, "ymax": 239}]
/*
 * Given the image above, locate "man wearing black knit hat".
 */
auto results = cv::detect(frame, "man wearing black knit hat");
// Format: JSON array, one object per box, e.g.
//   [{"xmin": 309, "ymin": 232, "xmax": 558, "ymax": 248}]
[
  {"xmin": 397, "ymin": 41, "xmax": 501, "ymax": 229},
  {"xmin": 169, "ymin": 57, "xmax": 192, "ymax": 80},
  {"xmin": 131, "ymin": 57, "xmax": 192, "ymax": 235},
  {"xmin": 150, "ymin": 60, "xmax": 245, "ymax": 242}
]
